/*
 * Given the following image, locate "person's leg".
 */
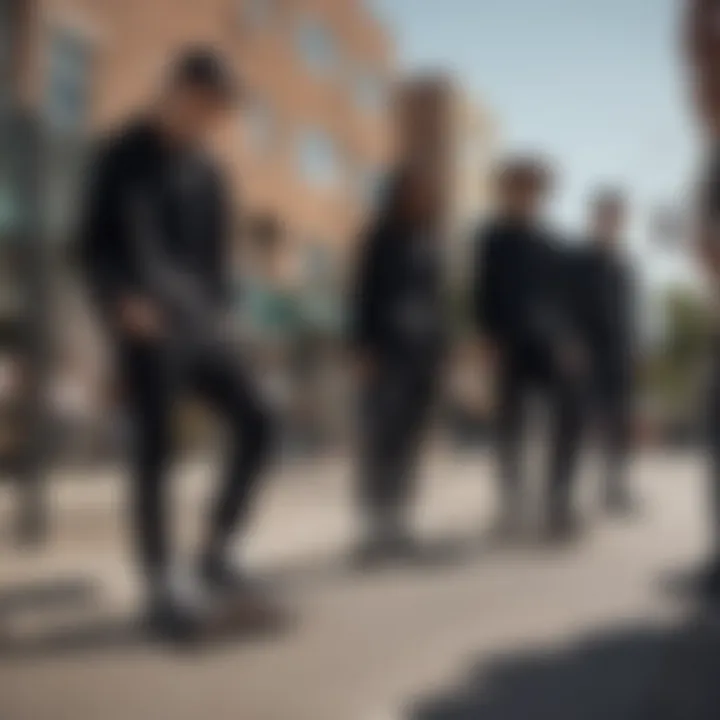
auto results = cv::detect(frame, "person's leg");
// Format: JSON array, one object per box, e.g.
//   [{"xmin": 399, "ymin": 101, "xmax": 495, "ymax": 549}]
[
  {"xmin": 121, "ymin": 343, "xmax": 177, "ymax": 594},
  {"xmin": 191, "ymin": 350, "xmax": 273, "ymax": 582},
  {"xmin": 393, "ymin": 365, "xmax": 440, "ymax": 509},
  {"xmin": 495, "ymin": 357, "xmax": 527, "ymax": 529},
  {"xmin": 545, "ymin": 362, "xmax": 585, "ymax": 536},
  {"xmin": 120, "ymin": 342, "xmax": 206, "ymax": 642},
  {"xmin": 602, "ymin": 379, "xmax": 634, "ymax": 513},
  {"xmin": 375, "ymin": 361, "xmax": 441, "ymax": 553},
  {"xmin": 356, "ymin": 362, "xmax": 406, "ymax": 551}
]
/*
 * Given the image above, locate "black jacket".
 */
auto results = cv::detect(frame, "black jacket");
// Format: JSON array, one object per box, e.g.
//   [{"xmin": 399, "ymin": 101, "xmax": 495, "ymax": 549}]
[
  {"xmin": 350, "ymin": 218, "xmax": 445, "ymax": 359},
  {"xmin": 473, "ymin": 218, "xmax": 574, "ymax": 352},
  {"xmin": 78, "ymin": 119, "xmax": 233, "ymax": 328},
  {"xmin": 570, "ymin": 243, "xmax": 635, "ymax": 372}
]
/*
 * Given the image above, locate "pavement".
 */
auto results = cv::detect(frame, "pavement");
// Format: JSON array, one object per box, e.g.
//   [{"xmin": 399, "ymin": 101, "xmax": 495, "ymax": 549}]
[{"xmin": 0, "ymin": 449, "xmax": 716, "ymax": 720}]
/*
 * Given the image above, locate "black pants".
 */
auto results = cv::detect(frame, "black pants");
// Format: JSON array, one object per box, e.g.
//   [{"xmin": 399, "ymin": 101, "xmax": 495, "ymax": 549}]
[
  {"xmin": 589, "ymin": 365, "xmax": 632, "ymax": 502},
  {"xmin": 120, "ymin": 336, "xmax": 272, "ymax": 584},
  {"xmin": 358, "ymin": 354, "xmax": 440, "ymax": 531},
  {"xmin": 496, "ymin": 345, "xmax": 584, "ymax": 519}
]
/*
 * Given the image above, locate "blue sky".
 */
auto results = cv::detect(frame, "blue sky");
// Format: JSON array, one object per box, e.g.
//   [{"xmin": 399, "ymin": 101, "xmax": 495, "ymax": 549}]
[{"xmin": 372, "ymin": 0, "xmax": 701, "ymax": 255}]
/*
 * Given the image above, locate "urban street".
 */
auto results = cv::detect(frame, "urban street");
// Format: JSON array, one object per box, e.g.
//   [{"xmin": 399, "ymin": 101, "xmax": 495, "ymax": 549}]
[{"xmin": 0, "ymin": 450, "xmax": 714, "ymax": 720}]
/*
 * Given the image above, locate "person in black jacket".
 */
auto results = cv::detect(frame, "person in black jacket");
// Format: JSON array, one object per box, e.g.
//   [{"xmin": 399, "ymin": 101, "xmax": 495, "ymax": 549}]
[
  {"xmin": 79, "ymin": 48, "xmax": 277, "ymax": 641},
  {"xmin": 473, "ymin": 158, "xmax": 585, "ymax": 541},
  {"xmin": 573, "ymin": 190, "xmax": 637, "ymax": 516},
  {"xmin": 350, "ymin": 164, "xmax": 446, "ymax": 565}
]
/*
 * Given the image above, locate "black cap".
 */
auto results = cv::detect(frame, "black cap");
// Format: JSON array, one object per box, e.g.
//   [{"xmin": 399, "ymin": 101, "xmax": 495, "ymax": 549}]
[{"xmin": 168, "ymin": 46, "xmax": 241, "ymax": 104}]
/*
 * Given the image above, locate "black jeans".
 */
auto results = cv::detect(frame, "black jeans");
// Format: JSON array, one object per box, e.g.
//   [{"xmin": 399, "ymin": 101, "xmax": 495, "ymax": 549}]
[
  {"xmin": 358, "ymin": 353, "xmax": 440, "ymax": 531},
  {"xmin": 119, "ymin": 335, "xmax": 272, "ymax": 584},
  {"xmin": 496, "ymin": 344, "xmax": 584, "ymax": 519},
  {"xmin": 589, "ymin": 364, "xmax": 632, "ymax": 502}
]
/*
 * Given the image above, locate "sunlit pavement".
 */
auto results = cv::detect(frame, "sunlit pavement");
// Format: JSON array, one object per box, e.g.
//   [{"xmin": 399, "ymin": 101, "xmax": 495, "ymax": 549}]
[{"xmin": 0, "ymin": 450, "xmax": 712, "ymax": 720}]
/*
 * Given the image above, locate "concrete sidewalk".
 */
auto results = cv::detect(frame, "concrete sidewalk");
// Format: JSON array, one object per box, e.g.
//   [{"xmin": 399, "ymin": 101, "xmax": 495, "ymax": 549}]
[{"xmin": 0, "ymin": 451, "xmax": 712, "ymax": 720}]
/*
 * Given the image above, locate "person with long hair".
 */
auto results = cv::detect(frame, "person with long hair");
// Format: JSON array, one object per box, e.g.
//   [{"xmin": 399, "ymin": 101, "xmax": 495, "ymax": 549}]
[{"xmin": 350, "ymin": 164, "xmax": 447, "ymax": 565}]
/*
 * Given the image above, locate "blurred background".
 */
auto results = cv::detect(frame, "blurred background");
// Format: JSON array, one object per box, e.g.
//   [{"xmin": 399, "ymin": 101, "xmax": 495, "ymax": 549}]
[
  {"xmin": 0, "ymin": 0, "xmax": 711, "ymax": 484},
  {"xmin": 2, "ymin": 1, "xmax": 719, "ymax": 719}
]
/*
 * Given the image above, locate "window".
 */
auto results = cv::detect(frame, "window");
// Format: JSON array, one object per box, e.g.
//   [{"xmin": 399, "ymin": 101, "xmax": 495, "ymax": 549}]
[
  {"xmin": 241, "ymin": 0, "xmax": 274, "ymax": 29},
  {"xmin": 297, "ymin": 129, "xmax": 338, "ymax": 188},
  {"xmin": 45, "ymin": 28, "xmax": 92, "ymax": 134},
  {"xmin": 243, "ymin": 96, "xmax": 277, "ymax": 155},
  {"xmin": 296, "ymin": 18, "xmax": 336, "ymax": 76},
  {"xmin": 355, "ymin": 72, "xmax": 386, "ymax": 115}
]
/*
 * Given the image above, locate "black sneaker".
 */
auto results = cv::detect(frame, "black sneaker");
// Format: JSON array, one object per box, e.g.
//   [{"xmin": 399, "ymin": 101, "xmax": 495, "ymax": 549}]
[
  {"xmin": 546, "ymin": 510, "xmax": 584, "ymax": 545},
  {"xmin": 199, "ymin": 557, "xmax": 289, "ymax": 632},
  {"xmin": 144, "ymin": 596, "xmax": 203, "ymax": 646},
  {"xmin": 200, "ymin": 556, "xmax": 258, "ymax": 596},
  {"xmin": 605, "ymin": 488, "xmax": 642, "ymax": 519}
]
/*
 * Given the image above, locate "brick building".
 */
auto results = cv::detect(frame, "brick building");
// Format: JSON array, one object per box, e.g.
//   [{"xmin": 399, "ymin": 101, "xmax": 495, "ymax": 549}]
[{"xmin": 11, "ymin": 0, "xmax": 395, "ymax": 283}]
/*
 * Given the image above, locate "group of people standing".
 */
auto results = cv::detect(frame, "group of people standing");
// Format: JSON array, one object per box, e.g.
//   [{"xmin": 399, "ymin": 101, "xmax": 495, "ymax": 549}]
[
  {"xmin": 351, "ymin": 156, "xmax": 637, "ymax": 563},
  {"xmin": 79, "ymin": 47, "xmax": 639, "ymax": 643}
]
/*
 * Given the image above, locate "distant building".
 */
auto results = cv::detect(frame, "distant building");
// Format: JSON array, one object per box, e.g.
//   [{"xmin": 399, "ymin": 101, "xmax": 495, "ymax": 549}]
[{"xmin": 14, "ymin": 0, "xmax": 396, "ymax": 283}]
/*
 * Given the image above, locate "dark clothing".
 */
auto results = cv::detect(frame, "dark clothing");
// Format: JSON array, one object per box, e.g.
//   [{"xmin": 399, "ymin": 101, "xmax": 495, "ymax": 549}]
[
  {"xmin": 473, "ymin": 219, "xmax": 574, "ymax": 354},
  {"xmin": 473, "ymin": 218, "xmax": 583, "ymax": 520},
  {"xmin": 79, "ymin": 120, "xmax": 232, "ymax": 327},
  {"xmin": 351, "ymin": 218, "xmax": 446, "ymax": 361},
  {"xmin": 123, "ymin": 338, "xmax": 271, "ymax": 579},
  {"xmin": 79, "ymin": 119, "xmax": 269, "ymax": 583},
  {"xmin": 571, "ymin": 245, "xmax": 635, "ymax": 387},
  {"xmin": 571, "ymin": 244, "xmax": 635, "ymax": 502},
  {"xmin": 359, "ymin": 357, "xmax": 440, "ymax": 526},
  {"xmin": 496, "ymin": 342, "xmax": 584, "ymax": 519},
  {"xmin": 351, "ymin": 218, "xmax": 446, "ymax": 532}
]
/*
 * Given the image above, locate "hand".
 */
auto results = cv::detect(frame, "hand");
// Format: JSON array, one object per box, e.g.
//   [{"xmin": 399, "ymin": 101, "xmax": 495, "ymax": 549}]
[{"xmin": 116, "ymin": 296, "xmax": 163, "ymax": 340}]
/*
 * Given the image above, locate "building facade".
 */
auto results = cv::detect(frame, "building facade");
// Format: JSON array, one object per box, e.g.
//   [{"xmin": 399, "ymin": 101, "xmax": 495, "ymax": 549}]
[
  {"xmin": 4, "ymin": 0, "xmax": 396, "ymax": 467},
  {"xmin": 20, "ymin": 0, "xmax": 395, "ymax": 284}
]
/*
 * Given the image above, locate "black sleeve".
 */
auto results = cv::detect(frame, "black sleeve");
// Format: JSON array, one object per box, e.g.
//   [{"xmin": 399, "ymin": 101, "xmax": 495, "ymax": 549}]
[
  {"xmin": 349, "ymin": 224, "xmax": 385, "ymax": 354},
  {"xmin": 205, "ymin": 169, "xmax": 235, "ymax": 309},
  {"xmin": 77, "ymin": 141, "xmax": 136, "ymax": 312},
  {"xmin": 546, "ymin": 242, "xmax": 581, "ymax": 346},
  {"xmin": 473, "ymin": 228, "xmax": 503, "ymax": 340},
  {"xmin": 621, "ymin": 263, "xmax": 639, "ymax": 364},
  {"xmin": 556, "ymin": 245, "xmax": 584, "ymax": 339}
]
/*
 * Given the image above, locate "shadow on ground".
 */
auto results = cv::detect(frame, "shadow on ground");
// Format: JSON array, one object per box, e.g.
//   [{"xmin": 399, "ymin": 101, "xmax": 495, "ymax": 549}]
[
  {"xmin": 0, "ymin": 576, "xmax": 291, "ymax": 660},
  {"xmin": 407, "ymin": 614, "xmax": 720, "ymax": 720}
]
